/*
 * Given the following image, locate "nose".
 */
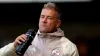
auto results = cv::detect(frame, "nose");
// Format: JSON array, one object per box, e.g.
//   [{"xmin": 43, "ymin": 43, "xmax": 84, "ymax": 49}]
[{"xmin": 42, "ymin": 17, "xmax": 47, "ymax": 23}]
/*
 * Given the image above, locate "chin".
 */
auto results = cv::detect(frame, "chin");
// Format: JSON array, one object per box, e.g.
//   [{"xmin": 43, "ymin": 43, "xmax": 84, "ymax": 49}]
[{"xmin": 39, "ymin": 29, "xmax": 48, "ymax": 33}]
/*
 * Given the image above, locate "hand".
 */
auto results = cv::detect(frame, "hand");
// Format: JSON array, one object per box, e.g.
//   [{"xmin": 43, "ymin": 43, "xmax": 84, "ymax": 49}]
[{"xmin": 14, "ymin": 34, "xmax": 27, "ymax": 48}]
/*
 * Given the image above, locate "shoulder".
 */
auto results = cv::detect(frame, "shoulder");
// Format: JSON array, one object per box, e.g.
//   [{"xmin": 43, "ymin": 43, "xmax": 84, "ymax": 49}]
[
  {"xmin": 61, "ymin": 37, "xmax": 76, "ymax": 47},
  {"xmin": 60, "ymin": 37, "xmax": 78, "ymax": 55}
]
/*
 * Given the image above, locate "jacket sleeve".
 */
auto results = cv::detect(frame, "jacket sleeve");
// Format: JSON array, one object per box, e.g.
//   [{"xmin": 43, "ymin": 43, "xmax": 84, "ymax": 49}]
[
  {"xmin": 61, "ymin": 37, "xmax": 79, "ymax": 56},
  {"xmin": 71, "ymin": 47, "xmax": 79, "ymax": 56},
  {"xmin": 0, "ymin": 42, "xmax": 18, "ymax": 56}
]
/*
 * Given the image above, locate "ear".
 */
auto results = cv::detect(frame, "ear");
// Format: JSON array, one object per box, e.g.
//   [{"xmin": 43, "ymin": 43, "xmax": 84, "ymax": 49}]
[{"xmin": 56, "ymin": 20, "xmax": 61, "ymax": 28}]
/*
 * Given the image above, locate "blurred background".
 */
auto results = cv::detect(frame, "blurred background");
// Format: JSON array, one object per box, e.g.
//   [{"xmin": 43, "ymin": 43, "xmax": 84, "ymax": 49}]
[{"xmin": 0, "ymin": 0, "xmax": 98, "ymax": 56}]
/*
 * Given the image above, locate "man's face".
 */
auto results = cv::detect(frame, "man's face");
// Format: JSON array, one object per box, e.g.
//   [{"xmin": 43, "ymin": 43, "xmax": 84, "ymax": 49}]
[{"xmin": 39, "ymin": 8, "xmax": 61, "ymax": 33}]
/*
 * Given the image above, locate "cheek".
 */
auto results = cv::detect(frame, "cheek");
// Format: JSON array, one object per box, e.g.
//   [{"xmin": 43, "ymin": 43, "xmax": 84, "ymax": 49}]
[
  {"xmin": 39, "ymin": 18, "xmax": 42, "ymax": 23},
  {"xmin": 39, "ymin": 20, "xmax": 41, "ymax": 26},
  {"xmin": 48, "ymin": 21, "xmax": 57, "ymax": 29},
  {"xmin": 39, "ymin": 18, "xmax": 40, "ymax": 22}
]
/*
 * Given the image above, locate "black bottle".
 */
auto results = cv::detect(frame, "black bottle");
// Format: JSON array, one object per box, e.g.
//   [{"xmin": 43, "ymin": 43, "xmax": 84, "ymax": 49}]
[{"xmin": 16, "ymin": 29, "xmax": 37, "ymax": 56}]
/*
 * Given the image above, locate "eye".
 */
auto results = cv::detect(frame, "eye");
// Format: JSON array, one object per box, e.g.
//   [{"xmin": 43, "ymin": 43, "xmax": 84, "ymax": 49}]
[
  {"xmin": 40, "ymin": 15, "xmax": 45, "ymax": 18},
  {"xmin": 47, "ymin": 16, "xmax": 52, "ymax": 19}
]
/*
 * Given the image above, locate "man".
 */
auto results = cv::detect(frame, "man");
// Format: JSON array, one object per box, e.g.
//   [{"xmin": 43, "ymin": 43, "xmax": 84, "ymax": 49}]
[{"xmin": 0, "ymin": 2, "xmax": 79, "ymax": 56}]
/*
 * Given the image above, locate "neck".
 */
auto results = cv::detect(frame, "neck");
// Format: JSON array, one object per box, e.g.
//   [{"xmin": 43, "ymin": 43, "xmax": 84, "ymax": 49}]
[{"xmin": 40, "ymin": 28, "xmax": 57, "ymax": 33}]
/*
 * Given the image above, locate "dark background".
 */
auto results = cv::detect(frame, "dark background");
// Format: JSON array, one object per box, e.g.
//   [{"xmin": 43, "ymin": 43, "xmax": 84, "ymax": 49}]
[{"xmin": 0, "ymin": 1, "xmax": 99, "ymax": 56}]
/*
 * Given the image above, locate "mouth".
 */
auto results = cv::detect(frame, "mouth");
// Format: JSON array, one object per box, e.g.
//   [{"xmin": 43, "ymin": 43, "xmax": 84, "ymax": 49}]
[{"xmin": 41, "ymin": 24, "xmax": 47, "ymax": 27}]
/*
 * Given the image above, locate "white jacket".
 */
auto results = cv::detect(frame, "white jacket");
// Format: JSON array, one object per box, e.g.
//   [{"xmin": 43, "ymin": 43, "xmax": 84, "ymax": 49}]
[{"xmin": 0, "ymin": 28, "xmax": 79, "ymax": 56}]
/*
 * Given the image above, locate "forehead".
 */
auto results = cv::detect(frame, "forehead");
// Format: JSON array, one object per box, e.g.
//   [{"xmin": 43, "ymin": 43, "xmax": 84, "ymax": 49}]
[{"xmin": 41, "ymin": 8, "xmax": 57, "ymax": 16}]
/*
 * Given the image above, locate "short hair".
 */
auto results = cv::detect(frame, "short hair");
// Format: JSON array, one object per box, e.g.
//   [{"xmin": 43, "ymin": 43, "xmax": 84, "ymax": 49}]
[{"xmin": 42, "ymin": 2, "xmax": 61, "ymax": 20}]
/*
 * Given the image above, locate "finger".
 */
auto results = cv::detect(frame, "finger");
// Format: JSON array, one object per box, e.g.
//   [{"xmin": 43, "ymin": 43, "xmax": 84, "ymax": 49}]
[
  {"xmin": 21, "ymin": 34, "xmax": 27, "ymax": 40},
  {"xmin": 18, "ymin": 36, "xmax": 26, "ymax": 42},
  {"xmin": 17, "ymin": 40, "xmax": 22, "ymax": 44}
]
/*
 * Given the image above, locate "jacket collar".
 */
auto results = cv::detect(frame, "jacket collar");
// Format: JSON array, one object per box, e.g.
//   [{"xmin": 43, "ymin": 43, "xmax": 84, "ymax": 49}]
[{"xmin": 36, "ymin": 28, "xmax": 65, "ymax": 38}]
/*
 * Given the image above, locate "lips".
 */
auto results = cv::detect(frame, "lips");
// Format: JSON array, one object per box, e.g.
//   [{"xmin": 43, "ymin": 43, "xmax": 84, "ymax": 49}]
[{"xmin": 40, "ymin": 23, "xmax": 47, "ymax": 27}]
